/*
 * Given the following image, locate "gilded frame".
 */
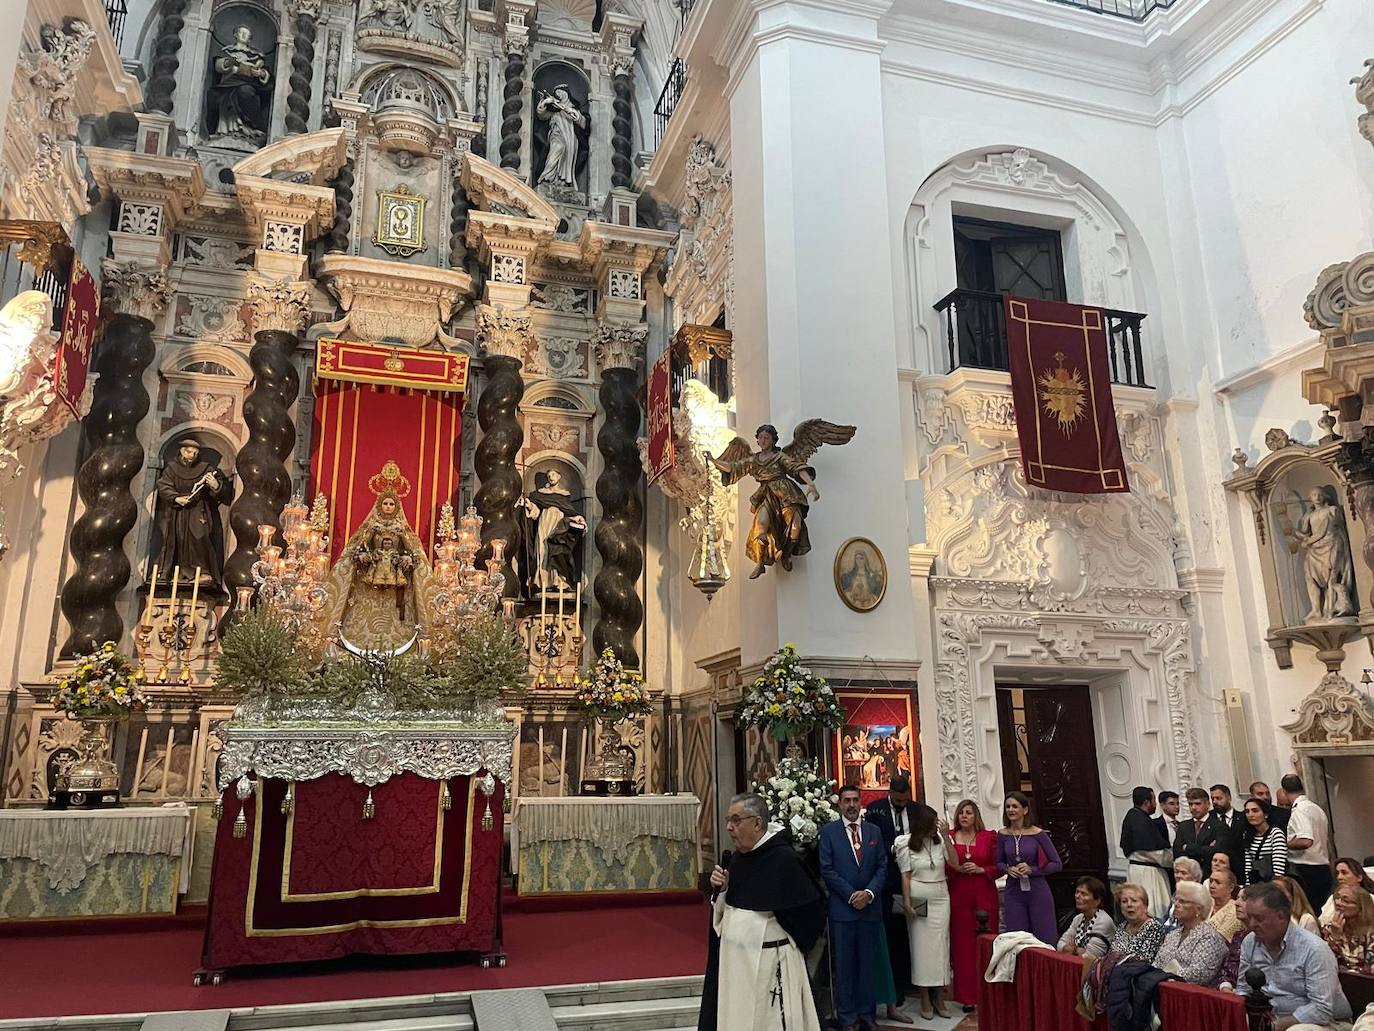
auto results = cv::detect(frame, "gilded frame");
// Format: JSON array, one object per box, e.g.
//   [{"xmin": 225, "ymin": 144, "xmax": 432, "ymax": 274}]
[{"xmin": 833, "ymin": 536, "xmax": 887, "ymax": 613}]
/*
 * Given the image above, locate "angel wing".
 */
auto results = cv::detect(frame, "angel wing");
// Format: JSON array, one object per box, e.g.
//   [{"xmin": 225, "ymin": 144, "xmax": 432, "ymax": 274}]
[
  {"xmin": 781, "ymin": 419, "xmax": 856, "ymax": 470},
  {"xmin": 715, "ymin": 436, "xmax": 754, "ymax": 486}
]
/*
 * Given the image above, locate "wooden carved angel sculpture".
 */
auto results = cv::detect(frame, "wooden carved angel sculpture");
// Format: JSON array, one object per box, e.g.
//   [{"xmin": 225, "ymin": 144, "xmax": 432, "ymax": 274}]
[{"xmin": 707, "ymin": 420, "xmax": 856, "ymax": 579}]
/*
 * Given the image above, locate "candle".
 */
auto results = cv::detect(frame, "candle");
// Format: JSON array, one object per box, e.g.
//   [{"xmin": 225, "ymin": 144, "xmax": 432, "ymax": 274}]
[
  {"xmin": 236, "ymin": 586, "xmax": 255, "ymax": 611},
  {"xmin": 540, "ymin": 586, "xmax": 546, "ymax": 625},
  {"xmin": 165, "ymin": 566, "xmax": 180, "ymax": 631},
  {"xmin": 257, "ymin": 524, "xmax": 275, "ymax": 549},
  {"xmin": 574, "ymin": 582, "xmax": 581, "ymax": 636},
  {"xmin": 188, "ymin": 568, "xmax": 201, "ymax": 614},
  {"xmin": 144, "ymin": 564, "xmax": 159, "ymax": 631}
]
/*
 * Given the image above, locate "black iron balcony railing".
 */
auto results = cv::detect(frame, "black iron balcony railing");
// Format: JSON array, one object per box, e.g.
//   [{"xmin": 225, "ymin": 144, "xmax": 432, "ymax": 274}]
[
  {"xmin": 654, "ymin": 58, "xmax": 686, "ymax": 149},
  {"xmin": 104, "ymin": 0, "xmax": 128, "ymax": 49},
  {"xmin": 933, "ymin": 289, "xmax": 1151, "ymax": 388},
  {"xmin": 1048, "ymin": 0, "xmax": 1178, "ymax": 20}
]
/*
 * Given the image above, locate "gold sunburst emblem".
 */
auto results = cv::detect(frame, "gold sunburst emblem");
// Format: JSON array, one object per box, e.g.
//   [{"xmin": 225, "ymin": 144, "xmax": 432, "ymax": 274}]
[{"xmin": 1037, "ymin": 352, "xmax": 1087, "ymax": 433}]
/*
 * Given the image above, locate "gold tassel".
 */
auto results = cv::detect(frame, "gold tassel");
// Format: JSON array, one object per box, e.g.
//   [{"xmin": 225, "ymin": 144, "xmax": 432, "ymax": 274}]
[
  {"xmin": 211, "ymin": 798, "xmax": 223, "ymax": 821},
  {"xmin": 281, "ymin": 783, "xmax": 294, "ymax": 816},
  {"xmin": 232, "ymin": 806, "xmax": 246, "ymax": 839},
  {"xmin": 482, "ymin": 799, "xmax": 493, "ymax": 832},
  {"xmin": 362, "ymin": 789, "xmax": 375, "ymax": 820},
  {"xmin": 441, "ymin": 782, "xmax": 451, "ymax": 811}
]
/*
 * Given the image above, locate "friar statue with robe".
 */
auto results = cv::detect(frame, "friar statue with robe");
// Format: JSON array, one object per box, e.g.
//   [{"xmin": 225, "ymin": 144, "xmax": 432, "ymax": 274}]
[
  {"xmin": 153, "ymin": 438, "xmax": 234, "ymax": 587},
  {"xmin": 699, "ymin": 792, "xmax": 825, "ymax": 1031},
  {"xmin": 210, "ymin": 24, "xmax": 271, "ymax": 139},
  {"xmin": 516, "ymin": 469, "xmax": 587, "ymax": 598}
]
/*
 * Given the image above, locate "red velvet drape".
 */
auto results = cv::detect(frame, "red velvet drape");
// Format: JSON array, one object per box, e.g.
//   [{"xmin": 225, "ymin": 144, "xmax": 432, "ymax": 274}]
[
  {"xmin": 202, "ymin": 772, "xmax": 502, "ymax": 970},
  {"xmin": 309, "ymin": 381, "xmax": 464, "ymax": 561}
]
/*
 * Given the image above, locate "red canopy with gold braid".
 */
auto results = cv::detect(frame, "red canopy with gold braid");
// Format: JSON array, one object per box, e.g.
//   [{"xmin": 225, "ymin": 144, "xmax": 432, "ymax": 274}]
[{"xmin": 309, "ymin": 339, "xmax": 471, "ymax": 560}]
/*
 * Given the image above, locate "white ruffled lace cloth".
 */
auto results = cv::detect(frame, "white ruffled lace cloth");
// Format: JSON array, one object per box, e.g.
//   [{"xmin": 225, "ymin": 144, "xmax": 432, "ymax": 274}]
[
  {"xmin": 0, "ymin": 805, "xmax": 193, "ymax": 894},
  {"xmin": 512, "ymin": 795, "xmax": 700, "ymax": 864}
]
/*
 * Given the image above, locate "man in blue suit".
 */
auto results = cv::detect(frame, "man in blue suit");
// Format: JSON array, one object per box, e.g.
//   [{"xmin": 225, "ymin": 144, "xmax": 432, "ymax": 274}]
[{"xmin": 820, "ymin": 784, "xmax": 886, "ymax": 1031}]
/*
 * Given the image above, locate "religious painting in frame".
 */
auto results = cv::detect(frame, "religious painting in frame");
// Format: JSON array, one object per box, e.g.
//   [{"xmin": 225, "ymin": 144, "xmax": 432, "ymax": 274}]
[
  {"xmin": 373, "ymin": 184, "xmax": 426, "ymax": 257},
  {"xmin": 834, "ymin": 688, "xmax": 919, "ymax": 806},
  {"xmin": 833, "ymin": 536, "xmax": 887, "ymax": 613}
]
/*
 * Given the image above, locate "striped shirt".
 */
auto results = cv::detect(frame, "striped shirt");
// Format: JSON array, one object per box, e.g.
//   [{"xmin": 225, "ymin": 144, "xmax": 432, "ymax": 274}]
[{"xmin": 1243, "ymin": 825, "xmax": 1288, "ymax": 884}]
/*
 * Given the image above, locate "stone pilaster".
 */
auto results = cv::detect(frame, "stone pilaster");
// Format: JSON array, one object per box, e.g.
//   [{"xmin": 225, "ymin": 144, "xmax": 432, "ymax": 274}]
[{"xmin": 58, "ymin": 262, "xmax": 170, "ymax": 655}]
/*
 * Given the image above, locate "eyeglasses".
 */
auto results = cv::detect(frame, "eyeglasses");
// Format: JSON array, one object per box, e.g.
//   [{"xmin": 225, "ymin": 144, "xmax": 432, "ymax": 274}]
[{"xmin": 725, "ymin": 814, "xmax": 760, "ymax": 826}]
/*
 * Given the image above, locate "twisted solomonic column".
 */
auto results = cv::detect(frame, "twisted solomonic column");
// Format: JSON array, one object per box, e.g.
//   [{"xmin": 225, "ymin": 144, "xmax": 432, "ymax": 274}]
[
  {"xmin": 499, "ymin": 44, "xmax": 527, "ymax": 173},
  {"xmin": 59, "ymin": 262, "xmax": 171, "ymax": 655},
  {"xmin": 610, "ymin": 63, "xmax": 634, "ymax": 190},
  {"xmin": 324, "ymin": 158, "xmax": 354, "ymax": 254},
  {"xmin": 592, "ymin": 321, "xmax": 648, "ymax": 667},
  {"xmin": 474, "ymin": 305, "xmax": 529, "ymax": 596},
  {"xmin": 284, "ymin": 0, "xmax": 320, "ymax": 136},
  {"xmin": 144, "ymin": 0, "xmax": 188, "ymax": 116},
  {"xmin": 223, "ymin": 281, "xmax": 310, "ymax": 596}
]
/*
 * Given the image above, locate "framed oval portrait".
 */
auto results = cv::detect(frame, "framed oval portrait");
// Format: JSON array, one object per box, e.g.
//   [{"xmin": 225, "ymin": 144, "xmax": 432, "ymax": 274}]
[{"xmin": 834, "ymin": 537, "xmax": 887, "ymax": 613}]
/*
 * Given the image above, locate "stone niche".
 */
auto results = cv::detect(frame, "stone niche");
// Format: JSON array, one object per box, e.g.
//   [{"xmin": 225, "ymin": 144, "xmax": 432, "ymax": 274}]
[{"xmin": 1226, "ymin": 430, "xmax": 1369, "ymax": 668}]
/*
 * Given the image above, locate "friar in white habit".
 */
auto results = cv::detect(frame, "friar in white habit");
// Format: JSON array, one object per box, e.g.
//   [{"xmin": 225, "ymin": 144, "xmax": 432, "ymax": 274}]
[{"xmin": 698, "ymin": 792, "xmax": 826, "ymax": 1031}]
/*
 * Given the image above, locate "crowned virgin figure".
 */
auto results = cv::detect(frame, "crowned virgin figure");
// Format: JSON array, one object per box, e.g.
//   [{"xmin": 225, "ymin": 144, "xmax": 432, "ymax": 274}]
[{"xmin": 322, "ymin": 461, "xmax": 435, "ymax": 652}]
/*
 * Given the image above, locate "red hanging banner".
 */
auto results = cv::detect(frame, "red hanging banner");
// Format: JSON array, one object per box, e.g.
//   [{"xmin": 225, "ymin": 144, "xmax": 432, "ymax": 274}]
[
  {"xmin": 645, "ymin": 349, "xmax": 675, "ymax": 486},
  {"xmin": 309, "ymin": 341, "xmax": 468, "ymax": 560},
  {"xmin": 53, "ymin": 257, "xmax": 99, "ymax": 416},
  {"xmin": 1004, "ymin": 296, "xmax": 1131, "ymax": 495}
]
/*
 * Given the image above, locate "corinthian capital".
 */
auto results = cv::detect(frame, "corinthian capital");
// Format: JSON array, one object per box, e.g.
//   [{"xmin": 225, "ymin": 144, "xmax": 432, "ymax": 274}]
[
  {"xmin": 592, "ymin": 320, "xmax": 647, "ymax": 372},
  {"xmin": 248, "ymin": 278, "xmax": 312, "ymax": 336},
  {"xmin": 476, "ymin": 304, "xmax": 532, "ymax": 362},
  {"xmin": 100, "ymin": 259, "xmax": 171, "ymax": 322}
]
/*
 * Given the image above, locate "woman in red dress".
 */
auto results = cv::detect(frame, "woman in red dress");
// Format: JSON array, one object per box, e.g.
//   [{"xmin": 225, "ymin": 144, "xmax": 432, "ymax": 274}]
[{"xmin": 946, "ymin": 798, "xmax": 1000, "ymax": 1010}]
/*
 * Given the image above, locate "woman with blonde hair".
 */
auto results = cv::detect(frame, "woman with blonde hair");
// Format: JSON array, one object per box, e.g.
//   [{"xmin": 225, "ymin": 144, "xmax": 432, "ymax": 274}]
[
  {"xmin": 1108, "ymin": 883, "xmax": 1165, "ymax": 962},
  {"xmin": 1323, "ymin": 883, "xmax": 1374, "ymax": 973},
  {"xmin": 1274, "ymin": 875, "xmax": 1320, "ymax": 934},
  {"xmin": 945, "ymin": 798, "xmax": 998, "ymax": 1011}
]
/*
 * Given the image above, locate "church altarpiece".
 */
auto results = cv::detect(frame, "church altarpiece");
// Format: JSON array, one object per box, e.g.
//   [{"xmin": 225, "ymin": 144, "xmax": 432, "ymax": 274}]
[{"xmin": 1, "ymin": 0, "xmax": 676, "ymax": 837}]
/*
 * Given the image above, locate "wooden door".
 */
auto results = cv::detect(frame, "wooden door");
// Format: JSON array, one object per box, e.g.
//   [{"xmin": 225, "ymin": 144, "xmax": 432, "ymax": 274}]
[{"xmin": 997, "ymin": 685, "xmax": 1110, "ymax": 925}]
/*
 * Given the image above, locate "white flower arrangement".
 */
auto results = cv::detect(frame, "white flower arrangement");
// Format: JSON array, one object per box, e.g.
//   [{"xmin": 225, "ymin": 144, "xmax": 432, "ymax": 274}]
[{"xmin": 752, "ymin": 756, "xmax": 840, "ymax": 849}]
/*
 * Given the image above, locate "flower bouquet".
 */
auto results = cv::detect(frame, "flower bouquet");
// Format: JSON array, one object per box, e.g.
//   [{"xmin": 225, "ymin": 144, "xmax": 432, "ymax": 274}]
[
  {"xmin": 736, "ymin": 643, "xmax": 845, "ymax": 749},
  {"xmin": 571, "ymin": 648, "xmax": 653, "ymax": 785},
  {"xmin": 752, "ymin": 756, "xmax": 840, "ymax": 849},
  {"xmin": 50, "ymin": 642, "xmax": 147, "ymax": 804}
]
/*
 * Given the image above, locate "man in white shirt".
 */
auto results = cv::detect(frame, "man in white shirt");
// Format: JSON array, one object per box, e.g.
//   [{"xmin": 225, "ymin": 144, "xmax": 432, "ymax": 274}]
[{"xmin": 1279, "ymin": 774, "xmax": 1333, "ymax": 911}]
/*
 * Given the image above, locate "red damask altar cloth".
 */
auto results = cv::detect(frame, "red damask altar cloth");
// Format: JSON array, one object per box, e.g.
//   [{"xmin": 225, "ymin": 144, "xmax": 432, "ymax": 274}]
[
  {"xmin": 1004, "ymin": 296, "xmax": 1131, "ymax": 494},
  {"xmin": 201, "ymin": 772, "xmax": 502, "ymax": 970},
  {"xmin": 976, "ymin": 935, "xmax": 1247, "ymax": 1031}
]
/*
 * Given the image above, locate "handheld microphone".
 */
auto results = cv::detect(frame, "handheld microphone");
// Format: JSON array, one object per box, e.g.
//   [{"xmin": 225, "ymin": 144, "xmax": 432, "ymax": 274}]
[{"xmin": 713, "ymin": 849, "xmax": 733, "ymax": 900}]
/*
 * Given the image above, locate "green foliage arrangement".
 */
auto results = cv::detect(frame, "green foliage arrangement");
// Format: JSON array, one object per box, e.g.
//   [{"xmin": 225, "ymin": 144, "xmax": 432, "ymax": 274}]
[
  {"xmin": 440, "ymin": 613, "xmax": 528, "ymax": 705},
  {"xmin": 215, "ymin": 606, "xmax": 311, "ymax": 700}
]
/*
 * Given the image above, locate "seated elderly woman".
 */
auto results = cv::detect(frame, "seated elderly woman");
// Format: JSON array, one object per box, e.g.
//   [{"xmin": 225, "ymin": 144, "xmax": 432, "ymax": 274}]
[
  {"xmin": 1058, "ymin": 876, "xmax": 1116, "ymax": 959},
  {"xmin": 1319, "ymin": 857, "xmax": 1374, "ymax": 926},
  {"xmin": 1108, "ymin": 882, "xmax": 1166, "ymax": 963},
  {"xmin": 1162, "ymin": 856, "xmax": 1204, "ymax": 934},
  {"xmin": 1207, "ymin": 867, "xmax": 1244, "ymax": 988},
  {"xmin": 1322, "ymin": 882, "xmax": 1374, "ymax": 974},
  {"xmin": 1153, "ymin": 881, "xmax": 1229, "ymax": 985}
]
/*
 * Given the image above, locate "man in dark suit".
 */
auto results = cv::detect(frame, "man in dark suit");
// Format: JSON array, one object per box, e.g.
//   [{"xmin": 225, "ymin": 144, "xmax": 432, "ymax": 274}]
[
  {"xmin": 820, "ymin": 784, "xmax": 887, "ymax": 1031},
  {"xmin": 863, "ymin": 775, "xmax": 916, "ymax": 1018},
  {"xmin": 1174, "ymin": 787, "xmax": 1230, "ymax": 876}
]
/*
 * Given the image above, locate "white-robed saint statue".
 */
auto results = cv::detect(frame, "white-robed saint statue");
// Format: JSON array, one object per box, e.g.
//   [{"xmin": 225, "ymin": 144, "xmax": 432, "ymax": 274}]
[
  {"xmin": 535, "ymin": 86, "xmax": 585, "ymax": 189},
  {"xmin": 700, "ymin": 793, "xmax": 825, "ymax": 1031},
  {"xmin": 322, "ymin": 461, "xmax": 435, "ymax": 652}
]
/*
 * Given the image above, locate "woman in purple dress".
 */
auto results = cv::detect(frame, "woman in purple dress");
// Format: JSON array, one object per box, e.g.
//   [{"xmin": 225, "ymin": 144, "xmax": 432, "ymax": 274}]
[{"xmin": 996, "ymin": 791, "xmax": 1063, "ymax": 944}]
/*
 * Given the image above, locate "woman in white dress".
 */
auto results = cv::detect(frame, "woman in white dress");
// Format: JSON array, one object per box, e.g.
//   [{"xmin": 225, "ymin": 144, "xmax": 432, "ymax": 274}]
[{"xmin": 896, "ymin": 803, "xmax": 957, "ymax": 1020}]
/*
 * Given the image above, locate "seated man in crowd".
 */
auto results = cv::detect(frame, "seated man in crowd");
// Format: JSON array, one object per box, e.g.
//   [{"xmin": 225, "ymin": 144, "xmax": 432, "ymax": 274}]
[{"xmin": 1240, "ymin": 881, "xmax": 1353, "ymax": 1031}]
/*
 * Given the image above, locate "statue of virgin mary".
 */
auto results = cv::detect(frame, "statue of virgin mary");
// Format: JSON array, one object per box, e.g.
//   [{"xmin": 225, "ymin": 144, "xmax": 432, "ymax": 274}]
[{"xmin": 322, "ymin": 462, "xmax": 435, "ymax": 652}]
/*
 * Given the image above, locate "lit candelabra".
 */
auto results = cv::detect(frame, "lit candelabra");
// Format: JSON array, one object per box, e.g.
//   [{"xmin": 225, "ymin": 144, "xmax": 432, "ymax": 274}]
[
  {"xmin": 430, "ymin": 502, "xmax": 507, "ymax": 651},
  {"xmin": 239, "ymin": 494, "xmax": 332, "ymax": 653}
]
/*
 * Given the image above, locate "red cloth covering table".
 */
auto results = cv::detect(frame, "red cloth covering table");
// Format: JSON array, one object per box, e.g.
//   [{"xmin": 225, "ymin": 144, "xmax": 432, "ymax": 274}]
[
  {"xmin": 200, "ymin": 716, "xmax": 513, "ymax": 976},
  {"xmin": 976, "ymin": 934, "xmax": 1248, "ymax": 1031}
]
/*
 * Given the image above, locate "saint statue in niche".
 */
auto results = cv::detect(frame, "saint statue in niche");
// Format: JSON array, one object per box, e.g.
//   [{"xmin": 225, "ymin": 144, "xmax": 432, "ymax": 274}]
[
  {"xmin": 322, "ymin": 462, "xmax": 434, "ymax": 651},
  {"xmin": 210, "ymin": 24, "xmax": 271, "ymax": 139},
  {"xmin": 535, "ymin": 87, "xmax": 586, "ymax": 189},
  {"xmin": 1287, "ymin": 485, "xmax": 1358, "ymax": 622},
  {"xmin": 517, "ymin": 469, "xmax": 587, "ymax": 596},
  {"xmin": 361, "ymin": 0, "xmax": 415, "ymax": 32},
  {"xmin": 153, "ymin": 438, "xmax": 234, "ymax": 588},
  {"xmin": 708, "ymin": 420, "xmax": 856, "ymax": 579}
]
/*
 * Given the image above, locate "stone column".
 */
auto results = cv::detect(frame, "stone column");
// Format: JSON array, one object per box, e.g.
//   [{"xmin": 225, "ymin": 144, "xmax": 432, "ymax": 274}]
[
  {"xmin": 59, "ymin": 262, "xmax": 170, "ymax": 656},
  {"xmin": 497, "ymin": 4, "xmax": 532, "ymax": 175},
  {"xmin": 474, "ymin": 305, "xmax": 529, "ymax": 596},
  {"xmin": 223, "ymin": 281, "xmax": 310, "ymax": 595},
  {"xmin": 283, "ymin": 0, "xmax": 320, "ymax": 135},
  {"xmin": 592, "ymin": 321, "xmax": 648, "ymax": 667},
  {"xmin": 144, "ymin": 0, "xmax": 188, "ymax": 116},
  {"xmin": 724, "ymin": 0, "xmax": 918, "ymax": 667},
  {"xmin": 601, "ymin": 12, "xmax": 641, "ymax": 191}
]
